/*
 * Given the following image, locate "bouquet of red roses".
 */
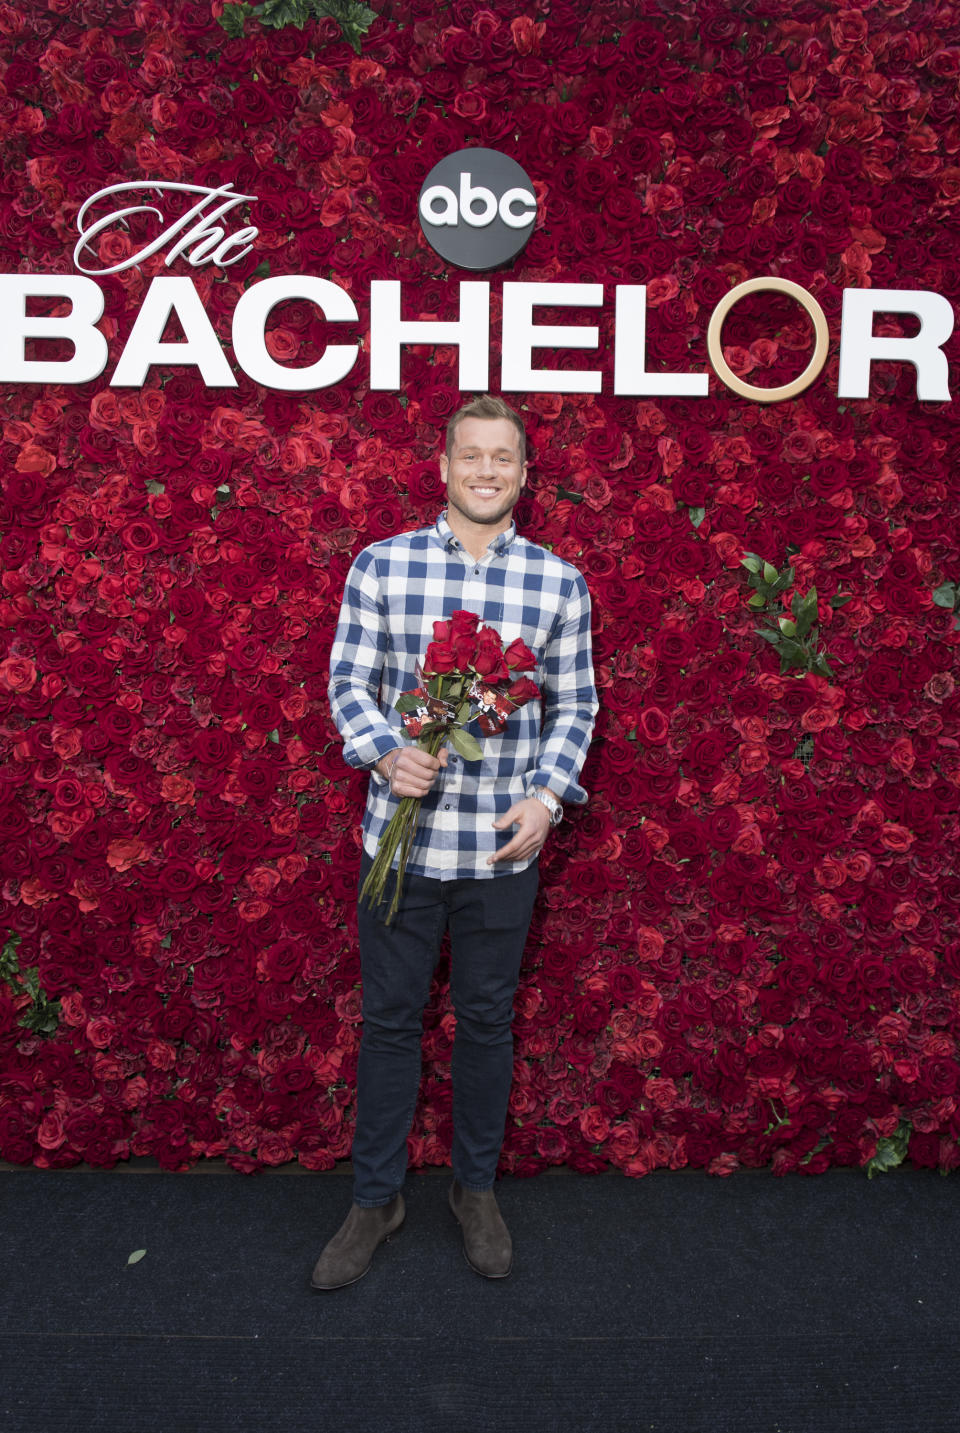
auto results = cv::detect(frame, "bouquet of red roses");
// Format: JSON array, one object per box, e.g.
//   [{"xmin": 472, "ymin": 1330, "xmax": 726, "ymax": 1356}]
[{"xmin": 360, "ymin": 609, "xmax": 540, "ymax": 923}]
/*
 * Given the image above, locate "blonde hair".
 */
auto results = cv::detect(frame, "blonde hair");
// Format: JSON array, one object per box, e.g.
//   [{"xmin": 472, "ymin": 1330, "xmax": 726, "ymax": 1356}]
[{"xmin": 445, "ymin": 394, "xmax": 527, "ymax": 464}]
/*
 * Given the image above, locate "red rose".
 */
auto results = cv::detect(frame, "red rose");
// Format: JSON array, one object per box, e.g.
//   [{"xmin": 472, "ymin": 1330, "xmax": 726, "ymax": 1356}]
[
  {"xmin": 473, "ymin": 648, "xmax": 509, "ymax": 681},
  {"xmin": 422, "ymin": 641, "xmax": 456, "ymax": 675},
  {"xmin": 472, "ymin": 628, "xmax": 508, "ymax": 680},
  {"xmin": 535, "ymin": 1126, "xmax": 569, "ymax": 1160},
  {"xmin": 451, "ymin": 635, "xmax": 478, "ymax": 669},
  {"xmin": 503, "ymin": 637, "xmax": 537, "ymax": 671},
  {"xmin": 506, "ymin": 676, "xmax": 539, "ymax": 705}
]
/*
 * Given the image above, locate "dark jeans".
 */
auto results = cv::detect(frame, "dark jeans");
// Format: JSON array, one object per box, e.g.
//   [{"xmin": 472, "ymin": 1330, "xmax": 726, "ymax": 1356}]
[{"xmin": 351, "ymin": 849, "xmax": 540, "ymax": 1207}]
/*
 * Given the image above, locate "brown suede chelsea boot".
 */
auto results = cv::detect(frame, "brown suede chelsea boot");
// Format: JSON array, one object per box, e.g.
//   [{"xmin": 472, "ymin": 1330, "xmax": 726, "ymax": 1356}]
[
  {"xmin": 448, "ymin": 1178, "xmax": 513, "ymax": 1278},
  {"xmin": 310, "ymin": 1192, "xmax": 405, "ymax": 1291}
]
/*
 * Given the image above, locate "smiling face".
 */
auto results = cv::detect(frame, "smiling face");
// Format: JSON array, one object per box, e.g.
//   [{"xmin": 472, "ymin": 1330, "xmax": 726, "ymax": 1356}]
[{"xmin": 439, "ymin": 415, "xmax": 528, "ymax": 531}]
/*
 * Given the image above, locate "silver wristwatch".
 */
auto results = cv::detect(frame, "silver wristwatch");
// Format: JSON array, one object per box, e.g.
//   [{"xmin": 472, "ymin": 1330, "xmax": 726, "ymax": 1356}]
[{"xmin": 532, "ymin": 788, "xmax": 563, "ymax": 826}]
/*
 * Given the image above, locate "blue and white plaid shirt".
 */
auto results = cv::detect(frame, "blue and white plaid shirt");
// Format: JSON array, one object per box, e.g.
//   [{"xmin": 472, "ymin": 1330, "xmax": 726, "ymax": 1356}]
[{"xmin": 327, "ymin": 509, "xmax": 598, "ymax": 880}]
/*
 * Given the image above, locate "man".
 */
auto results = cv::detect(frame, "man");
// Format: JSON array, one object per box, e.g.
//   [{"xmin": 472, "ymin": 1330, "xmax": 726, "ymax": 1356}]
[{"xmin": 311, "ymin": 394, "xmax": 597, "ymax": 1290}]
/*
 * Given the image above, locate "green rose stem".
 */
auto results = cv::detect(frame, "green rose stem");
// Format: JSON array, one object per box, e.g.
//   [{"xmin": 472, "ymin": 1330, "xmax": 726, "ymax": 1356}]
[{"xmin": 359, "ymin": 722, "xmax": 450, "ymax": 926}]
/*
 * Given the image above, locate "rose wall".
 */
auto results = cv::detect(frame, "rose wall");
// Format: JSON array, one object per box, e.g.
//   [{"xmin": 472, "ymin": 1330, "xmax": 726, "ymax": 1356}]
[{"xmin": 1, "ymin": 0, "xmax": 959, "ymax": 1177}]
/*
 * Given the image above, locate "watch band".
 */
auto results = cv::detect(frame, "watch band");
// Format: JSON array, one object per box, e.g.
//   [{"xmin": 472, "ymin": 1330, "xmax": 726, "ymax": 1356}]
[
  {"xmin": 375, "ymin": 750, "xmax": 402, "ymax": 787},
  {"xmin": 532, "ymin": 788, "xmax": 563, "ymax": 826}
]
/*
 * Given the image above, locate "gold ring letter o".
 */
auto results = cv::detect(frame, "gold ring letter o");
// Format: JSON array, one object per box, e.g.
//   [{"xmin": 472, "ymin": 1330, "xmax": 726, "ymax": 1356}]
[{"xmin": 706, "ymin": 277, "xmax": 830, "ymax": 403}]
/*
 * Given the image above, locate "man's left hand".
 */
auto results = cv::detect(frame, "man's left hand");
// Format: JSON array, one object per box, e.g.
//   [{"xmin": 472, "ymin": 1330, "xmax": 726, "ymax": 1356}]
[{"xmin": 488, "ymin": 798, "xmax": 552, "ymax": 865}]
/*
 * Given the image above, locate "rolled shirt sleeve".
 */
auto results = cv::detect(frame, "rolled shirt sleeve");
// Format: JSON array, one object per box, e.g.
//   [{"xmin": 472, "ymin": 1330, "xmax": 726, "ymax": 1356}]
[
  {"xmin": 522, "ymin": 568, "xmax": 598, "ymax": 806},
  {"xmin": 327, "ymin": 547, "xmax": 402, "ymax": 772}
]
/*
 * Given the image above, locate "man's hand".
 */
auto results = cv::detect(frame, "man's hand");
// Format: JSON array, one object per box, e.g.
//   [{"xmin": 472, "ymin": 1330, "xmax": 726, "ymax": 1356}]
[
  {"xmin": 488, "ymin": 797, "xmax": 552, "ymax": 865},
  {"xmin": 377, "ymin": 744, "xmax": 448, "ymax": 798}
]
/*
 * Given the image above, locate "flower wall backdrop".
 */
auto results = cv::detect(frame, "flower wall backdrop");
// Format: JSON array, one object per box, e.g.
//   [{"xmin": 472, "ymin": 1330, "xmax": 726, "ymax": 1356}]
[{"xmin": 1, "ymin": 0, "xmax": 959, "ymax": 1177}]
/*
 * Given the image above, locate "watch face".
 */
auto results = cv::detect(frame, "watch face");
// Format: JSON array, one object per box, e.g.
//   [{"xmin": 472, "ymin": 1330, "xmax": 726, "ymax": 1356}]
[{"xmin": 536, "ymin": 790, "xmax": 561, "ymax": 824}]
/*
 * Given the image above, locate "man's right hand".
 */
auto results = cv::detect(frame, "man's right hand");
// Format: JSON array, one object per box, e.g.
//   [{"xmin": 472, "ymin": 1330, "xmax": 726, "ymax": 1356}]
[{"xmin": 376, "ymin": 745, "xmax": 448, "ymax": 798}]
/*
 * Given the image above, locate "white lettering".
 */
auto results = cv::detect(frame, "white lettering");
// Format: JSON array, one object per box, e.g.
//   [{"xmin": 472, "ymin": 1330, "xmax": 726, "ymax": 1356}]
[
  {"xmin": 0, "ymin": 275, "xmax": 108, "ymax": 383},
  {"xmin": 232, "ymin": 277, "xmax": 359, "ymax": 390},
  {"xmin": 111, "ymin": 277, "xmax": 236, "ymax": 387},
  {"xmin": 614, "ymin": 285, "xmax": 708, "ymax": 396},
  {"xmin": 73, "ymin": 182, "xmax": 259, "ymax": 277},
  {"xmin": 419, "ymin": 185, "xmax": 459, "ymax": 227},
  {"xmin": 458, "ymin": 173, "xmax": 498, "ymax": 227},
  {"xmin": 4, "ymin": 263, "xmax": 952, "ymax": 403},
  {"xmin": 838, "ymin": 289, "xmax": 954, "ymax": 402},
  {"xmin": 210, "ymin": 228, "xmax": 259, "ymax": 267},
  {"xmin": 369, "ymin": 280, "xmax": 490, "ymax": 390},
  {"xmin": 501, "ymin": 282, "xmax": 603, "ymax": 394},
  {"xmin": 498, "ymin": 187, "xmax": 537, "ymax": 229}
]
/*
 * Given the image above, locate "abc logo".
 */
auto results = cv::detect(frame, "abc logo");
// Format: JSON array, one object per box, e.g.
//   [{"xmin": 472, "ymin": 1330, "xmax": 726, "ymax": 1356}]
[{"xmin": 418, "ymin": 148, "xmax": 537, "ymax": 271}]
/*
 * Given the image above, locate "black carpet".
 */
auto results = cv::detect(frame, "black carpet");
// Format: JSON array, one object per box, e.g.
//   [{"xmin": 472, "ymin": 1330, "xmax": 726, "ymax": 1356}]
[{"xmin": 0, "ymin": 1163, "xmax": 957, "ymax": 1432}]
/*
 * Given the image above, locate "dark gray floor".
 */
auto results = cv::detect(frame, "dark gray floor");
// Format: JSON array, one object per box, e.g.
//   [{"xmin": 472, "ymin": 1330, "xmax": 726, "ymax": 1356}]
[{"xmin": 0, "ymin": 1163, "xmax": 956, "ymax": 1432}]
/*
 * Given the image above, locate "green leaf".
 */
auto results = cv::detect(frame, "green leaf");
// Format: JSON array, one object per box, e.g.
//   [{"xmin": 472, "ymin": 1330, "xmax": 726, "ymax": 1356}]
[
  {"xmin": 688, "ymin": 507, "xmax": 706, "ymax": 529},
  {"xmin": 761, "ymin": 561, "xmax": 778, "ymax": 584},
  {"xmin": 830, "ymin": 594, "xmax": 853, "ymax": 609},
  {"xmin": 865, "ymin": 1121, "xmax": 911, "ymax": 1179},
  {"xmin": 793, "ymin": 588, "xmax": 819, "ymax": 635},
  {"xmin": 394, "ymin": 692, "xmax": 423, "ymax": 714},
  {"xmin": 778, "ymin": 617, "xmax": 797, "ymax": 636},
  {"xmin": 776, "ymin": 637, "xmax": 809, "ymax": 669},
  {"xmin": 747, "ymin": 592, "xmax": 766, "ymax": 608},
  {"xmin": 251, "ymin": 0, "xmax": 376, "ymax": 48},
  {"xmin": 145, "ymin": 480, "xmax": 165, "ymax": 495},
  {"xmin": 127, "ymin": 1249, "xmax": 147, "ymax": 1265},
  {"xmin": 254, "ymin": 0, "xmax": 314, "ymax": 26},
  {"xmin": 932, "ymin": 582, "xmax": 957, "ymax": 609},
  {"xmin": 217, "ymin": 2, "xmax": 247, "ymax": 36},
  {"xmin": 267, "ymin": 729, "xmax": 280, "ymax": 744},
  {"xmin": 740, "ymin": 554, "xmax": 762, "ymax": 574},
  {"xmin": 449, "ymin": 727, "xmax": 483, "ymax": 762},
  {"xmin": 330, "ymin": 0, "xmax": 378, "ymax": 51}
]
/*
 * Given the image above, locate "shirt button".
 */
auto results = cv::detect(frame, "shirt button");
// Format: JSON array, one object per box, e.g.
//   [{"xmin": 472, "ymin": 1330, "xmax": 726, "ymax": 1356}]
[
  {"xmin": 444, "ymin": 803, "xmax": 451, "ymax": 810},
  {"xmin": 474, "ymin": 567, "xmax": 480, "ymax": 575}
]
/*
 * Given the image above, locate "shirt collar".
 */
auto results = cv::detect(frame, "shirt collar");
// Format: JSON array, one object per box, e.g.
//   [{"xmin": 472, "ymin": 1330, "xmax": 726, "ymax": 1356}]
[{"xmin": 433, "ymin": 508, "xmax": 517, "ymax": 557}]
